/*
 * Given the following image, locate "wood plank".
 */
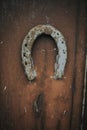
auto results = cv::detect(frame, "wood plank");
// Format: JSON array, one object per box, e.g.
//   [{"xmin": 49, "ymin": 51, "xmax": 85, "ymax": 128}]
[
  {"xmin": 70, "ymin": 0, "xmax": 86, "ymax": 129},
  {"xmin": 0, "ymin": 0, "xmax": 86, "ymax": 130}
]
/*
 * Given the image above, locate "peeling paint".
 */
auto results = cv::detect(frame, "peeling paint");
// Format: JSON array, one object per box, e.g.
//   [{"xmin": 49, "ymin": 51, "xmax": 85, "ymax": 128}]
[
  {"xmin": 3, "ymin": 86, "xmax": 7, "ymax": 91},
  {"xmin": 63, "ymin": 110, "xmax": 67, "ymax": 115},
  {"xmin": 0, "ymin": 41, "xmax": 4, "ymax": 44},
  {"xmin": 21, "ymin": 25, "xmax": 67, "ymax": 81},
  {"xmin": 24, "ymin": 106, "xmax": 27, "ymax": 113}
]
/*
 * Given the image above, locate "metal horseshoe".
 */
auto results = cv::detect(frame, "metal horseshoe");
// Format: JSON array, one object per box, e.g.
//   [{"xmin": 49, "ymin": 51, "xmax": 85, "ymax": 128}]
[{"xmin": 21, "ymin": 25, "xmax": 67, "ymax": 81}]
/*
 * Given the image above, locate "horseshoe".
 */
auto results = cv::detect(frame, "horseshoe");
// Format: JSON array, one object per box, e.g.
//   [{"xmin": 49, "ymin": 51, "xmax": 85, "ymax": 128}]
[{"xmin": 21, "ymin": 25, "xmax": 67, "ymax": 81}]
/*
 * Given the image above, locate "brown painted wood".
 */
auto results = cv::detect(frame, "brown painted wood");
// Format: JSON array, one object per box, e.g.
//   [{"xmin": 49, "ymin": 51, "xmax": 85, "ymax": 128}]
[
  {"xmin": 70, "ymin": 1, "xmax": 86, "ymax": 129},
  {"xmin": 0, "ymin": 0, "xmax": 86, "ymax": 130}
]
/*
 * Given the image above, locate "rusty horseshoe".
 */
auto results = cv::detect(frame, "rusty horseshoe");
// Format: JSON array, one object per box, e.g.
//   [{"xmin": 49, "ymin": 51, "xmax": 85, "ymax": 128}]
[{"xmin": 21, "ymin": 25, "xmax": 67, "ymax": 81}]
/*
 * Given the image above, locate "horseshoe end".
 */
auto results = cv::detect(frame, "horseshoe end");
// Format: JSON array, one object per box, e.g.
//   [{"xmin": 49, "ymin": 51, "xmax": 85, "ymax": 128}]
[{"xmin": 26, "ymin": 70, "xmax": 37, "ymax": 81}]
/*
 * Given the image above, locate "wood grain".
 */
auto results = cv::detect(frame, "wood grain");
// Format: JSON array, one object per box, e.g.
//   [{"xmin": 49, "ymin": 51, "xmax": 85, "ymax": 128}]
[{"xmin": 0, "ymin": 0, "xmax": 86, "ymax": 130}]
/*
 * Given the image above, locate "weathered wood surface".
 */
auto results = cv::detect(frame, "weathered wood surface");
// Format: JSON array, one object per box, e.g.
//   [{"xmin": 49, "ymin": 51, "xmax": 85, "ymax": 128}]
[{"xmin": 0, "ymin": 0, "xmax": 86, "ymax": 130}]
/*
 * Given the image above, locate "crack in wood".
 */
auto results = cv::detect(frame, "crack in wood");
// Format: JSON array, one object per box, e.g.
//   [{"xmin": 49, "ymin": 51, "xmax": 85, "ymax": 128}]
[{"xmin": 33, "ymin": 93, "xmax": 44, "ymax": 118}]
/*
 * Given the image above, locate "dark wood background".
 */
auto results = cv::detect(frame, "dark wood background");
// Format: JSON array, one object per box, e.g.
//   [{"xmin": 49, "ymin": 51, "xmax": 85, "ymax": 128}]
[{"xmin": 0, "ymin": 0, "xmax": 86, "ymax": 130}]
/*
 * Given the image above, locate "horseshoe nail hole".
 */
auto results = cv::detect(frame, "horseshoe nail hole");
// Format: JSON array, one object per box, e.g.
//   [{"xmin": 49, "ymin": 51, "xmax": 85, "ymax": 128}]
[
  {"xmin": 25, "ymin": 62, "xmax": 27, "ymax": 65},
  {"xmin": 63, "ymin": 50, "xmax": 66, "ymax": 54},
  {"xmin": 23, "ymin": 53, "xmax": 26, "ymax": 57},
  {"xmin": 57, "ymin": 33, "xmax": 59, "ymax": 35},
  {"xmin": 27, "ymin": 36, "xmax": 29, "ymax": 38},
  {"xmin": 62, "ymin": 41, "xmax": 64, "ymax": 44},
  {"xmin": 25, "ymin": 43, "xmax": 27, "ymax": 47}
]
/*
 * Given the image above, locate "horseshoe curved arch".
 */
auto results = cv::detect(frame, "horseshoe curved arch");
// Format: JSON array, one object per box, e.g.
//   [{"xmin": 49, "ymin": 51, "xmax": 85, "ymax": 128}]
[{"xmin": 21, "ymin": 25, "xmax": 67, "ymax": 80}]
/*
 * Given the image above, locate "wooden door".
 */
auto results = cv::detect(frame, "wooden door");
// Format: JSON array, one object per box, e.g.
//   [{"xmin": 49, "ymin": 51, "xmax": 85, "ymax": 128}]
[{"xmin": 0, "ymin": 0, "xmax": 86, "ymax": 130}]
